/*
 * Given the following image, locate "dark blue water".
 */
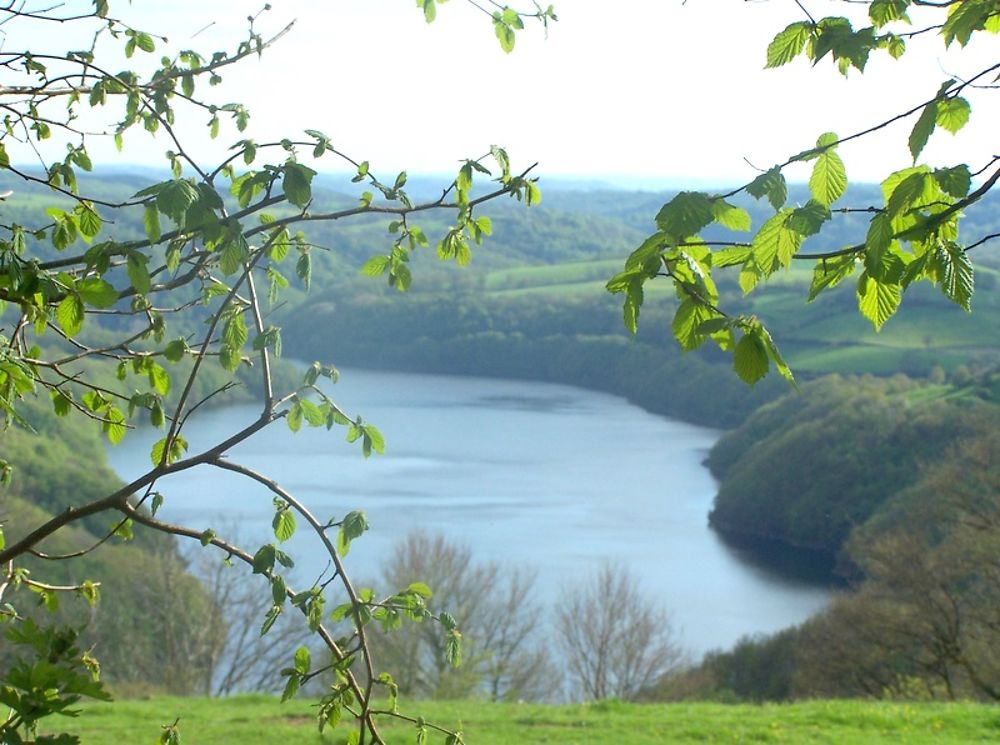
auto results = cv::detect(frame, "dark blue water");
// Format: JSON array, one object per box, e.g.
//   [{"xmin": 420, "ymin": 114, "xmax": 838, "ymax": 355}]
[{"xmin": 105, "ymin": 369, "xmax": 831, "ymax": 656}]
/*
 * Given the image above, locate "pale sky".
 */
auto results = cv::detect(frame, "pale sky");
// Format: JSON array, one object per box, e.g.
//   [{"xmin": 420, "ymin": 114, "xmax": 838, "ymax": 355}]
[{"xmin": 9, "ymin": 1, "xmax": 1000, "ymax": 187}]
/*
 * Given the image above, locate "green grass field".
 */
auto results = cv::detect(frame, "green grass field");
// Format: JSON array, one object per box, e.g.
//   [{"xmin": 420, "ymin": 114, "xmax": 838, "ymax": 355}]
[
  {"xmin": 470, "ymin": 257, "xmax": 1000, "ymax": 375},
  {"xmin": 41, "ymin": 696, "xmax": 1000, "ymax": 744}
]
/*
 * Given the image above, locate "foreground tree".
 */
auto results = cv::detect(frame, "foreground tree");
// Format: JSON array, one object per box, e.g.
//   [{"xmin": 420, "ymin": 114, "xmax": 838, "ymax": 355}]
[
  {"xmin": 0, "ymin": 2, "xmax": 554, "ymax": 742},
  {"xmin": 610, "ymin": 1, "xmax": 1000, "ymax": 384}
]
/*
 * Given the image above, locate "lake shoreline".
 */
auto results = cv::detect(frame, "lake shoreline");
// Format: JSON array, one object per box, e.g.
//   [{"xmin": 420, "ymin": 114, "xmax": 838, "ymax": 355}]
[{"xmin": 107, "ymin": 368, "xmax": 833, "ymax": 656}]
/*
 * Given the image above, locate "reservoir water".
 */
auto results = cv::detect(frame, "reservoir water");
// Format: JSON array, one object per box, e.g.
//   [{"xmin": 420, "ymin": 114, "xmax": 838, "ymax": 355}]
[{"xmin": 105, "ymin": 368, "xmax": 832, "ymax": 657}]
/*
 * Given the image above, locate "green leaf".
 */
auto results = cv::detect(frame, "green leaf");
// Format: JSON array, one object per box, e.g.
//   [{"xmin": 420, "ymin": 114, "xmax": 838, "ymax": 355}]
[
  {"xmin": 712, "ymin": 246, "xmax": 752, "ymax": 268},
  {"xmin": 739, "ymin": 259, "xmax": 762, "ymax": 295},
  {"xmin": 296, "ymin": 251, "xmax": 311, "ymax": 290},
  {"xmin": 150, "ymin": 435, "xmax": 188, "ymax": 466},
  {"xmin": 362, "ymin": 424, "xmax": 386, "ymax": 457},
  {"xmin": 252, "ymin": 543, "xmax": 277, "ymax": 575},
  {"xmin": 933, "ymin": 165, "xmax": 971, "ymax": 198},
  {"xmin": 885, "ymin": 171, "xmax": 927, "ymax": 218},
  {"xmin": 103, "ymin": 406, "xmax": 126, "ymax": 445},
  {"xmin": 869, "ymin": 0, "xmax": 912, "ymax": 28},
  {"xmin": 908, "ymin": 101, "xmax": 937, "ymax": 162},
  {"xmin": 787, "ymin": 200, "xmax": 831, "ymax": 237},
  {"xmin": 286, "ymin": 401, "xmax": 303, "ymax": 432},
  {"xmin": 298, "ymin": 398, "xmax": 326, "ymax": 427},
  {"xmin": 655, "ymin": 192, "xmax": 714, "ymax": 238},
  {"xmin": 294, "ymin": 645, "xmax": 311, "ymax": 674},
  {"xmin": 51, "ymin": 214, "xmax": 78, "ymax": 249},
  {"xmin": 135, "ymin": 32, "xmax": 156, "ymax": 53},
  {"xmin": 223, "ymin": 312, "xmax": 249, "ymax": 350},
  {"xmin": 672, "ymin": 299, "xmax": 713, "ymax": 351},
  {"xmin": 808, "ymin": 137, "xmax": 847, "ymax": 206},
  {"xmin": 445, "ymin": 628, "xmax": 463, "ymax": 668},
  {"xmin": 752, "ymin": 209, "xmax": 802, "ymax": 273},
  {"xmin": 885, "ymin": 34, "xmax": 906, "ymax": 59},
  {"xmin": 253, "ymin": 326, "xmax": 283, "ymax": 357},
  {"xmin": 938, "ymin": 241, "xmax": 974, "ymax": 311},
  {"xmin": 261, "ymin": 604, "xmax": 282, "ymax": 635},
  {"xmin": 281, "ymin": 675, "xmax": 300, "ymax": 704},
  {"xmin": 493, "ymin": 17, "xmax": 516, "ymax": 53},
  {"xmin": 77, "ymin": 204, "xmax": 101, "ymax": 238},
  {"xmin": 935, "ymin": 96, "xmax": 971, "ymax": 134},
  {"xmin": 51, "ymin": 389, "xmax": 72, "ymax": 416},
  {"xmin": 474, "ymin": 216, "xmax": 492, "ymax": 236},
  {"xmin": 273, "ymin": 507, "xmax": 297, "ymax": 543},
  {"xmin": 112, "ymin": 517, "xmax": 133, "ymax": 539},
  {"xmin": 408, "ymin": 582, "xmax": 433, "ymax": 598},
  {"xmin": 857, "ymin": 271, "xmax": 901, "ymax": 330},
  {"xmin": 622, "ymin": 277, "xmax": 644, "ymax": 335},
  {"xmin": 766, "ymin": 21, "xmax": 812, "ymax": 67},
  {"xmin": 862, "ymin": 208, "xmax": 891, "ymax": 258},
  {"xmin": 271, "ymin": 575, "xmax": 287, "ymax": 605},
  {"xmin": 77, "ymin": 277, "xmax": 118, "ymax": 308},
  {"xmin": 150, "ymin": 400, "xmax": 165, "ymax": 427},
  {"xmin": 712, "ymin": 200, "xmax": 751, "ymax": 232},
  {"xmin": 56, "ymin": 294, "xmax": 85, "ymax": 336},
  {"xmin": 156, "ymin": 179, "xmax": 199, "ymax": 223},
  {"xmin": 733, "ymin": 331, "xmax": 769, "ymax": 385},
  {"xmin": 147, "ymin": 362, "xmax": 171, "ymax": 396},
  {"xmin": 164, "ymin": 339, "xmax": 187, "ymax": 362},
  {"xmin": 143, "ymin": 203, "xmax": 161, "ymax": 243},
  {"xmin": 220, "ymin": 234, "xmax": 250, "ymax": 276},
  {"xmin": 337, "ymin": 510, "xmax": 370, "ymax": 557},
  {"xmin": 457, "ymin": 162, "xmax": 474, "ymax": 197},
  {"xmin": 283, "ymin": 163, "xmax": 316, "ymax": 208},
  {"xmin": 165, "ymin": 241, "xmax": 183, "ymax": 273},
  {"xmin": 360, "ymin": 255, "xmax": 390, "ymax": 278},
  {"xmin": 127, "ymin": 251, "xmax": 151, "ymax": 294},
  {"xmin": 758, "ymin": 324, "xmax": 795, "ymax": 385},
  {"xmin": 746, "ymin": 168, "xmax": 787, "ymax": 211},
  {"xmin": 942, "ymin": 1, "xmax": 992, "ymax": 47}
]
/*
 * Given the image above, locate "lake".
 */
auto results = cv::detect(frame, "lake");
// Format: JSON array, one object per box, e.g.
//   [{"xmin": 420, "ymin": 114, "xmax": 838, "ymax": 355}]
[{"xmin": 105, "ymin": 368, "xmax": 832, "ymax": 657}]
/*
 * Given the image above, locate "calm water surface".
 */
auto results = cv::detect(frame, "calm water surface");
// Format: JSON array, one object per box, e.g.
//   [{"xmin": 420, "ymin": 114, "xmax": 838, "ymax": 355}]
[{"xmin": 106, "ymin": 369, "xmax": 831, "ymax": 656}]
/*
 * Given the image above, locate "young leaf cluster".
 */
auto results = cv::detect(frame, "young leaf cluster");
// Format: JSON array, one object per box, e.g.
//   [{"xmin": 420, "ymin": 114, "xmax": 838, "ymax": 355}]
[
  {"xmin": 1, "ymin": 2, "xmax": 552, "ymax": 743},
  {"xmin": 610, "ymin": 0, "xmax": 999, "ymax": 384}
]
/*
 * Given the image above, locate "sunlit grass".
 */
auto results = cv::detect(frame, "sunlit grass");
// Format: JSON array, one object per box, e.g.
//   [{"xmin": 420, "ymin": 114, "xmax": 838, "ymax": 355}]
[{"xmin": 45, "ymin": 696, "xmax": 1000, "ymax": 745}]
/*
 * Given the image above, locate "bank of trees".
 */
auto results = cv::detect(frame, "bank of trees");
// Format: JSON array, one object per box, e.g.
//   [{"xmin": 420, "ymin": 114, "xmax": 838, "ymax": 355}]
[
  {"xmin": 707, "ymin": 372, "xmax": 997, "ymax": 561},
  {"xmin": 652, "ymin": 411, "xmax": 1000, "ymax": 704},
  {"xmin": 366, "ymin": 533, "xmax": 682, "ymax": 704}
]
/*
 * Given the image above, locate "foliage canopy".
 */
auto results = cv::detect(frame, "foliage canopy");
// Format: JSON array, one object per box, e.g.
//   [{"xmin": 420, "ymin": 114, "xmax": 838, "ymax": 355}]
[
  {"xmin": 609, "ymin": 0, "xmax": 999, "ymax": 384},
  {"xmin": 0, "ymin": 2, "xmax": 552, "ymax": 742}
]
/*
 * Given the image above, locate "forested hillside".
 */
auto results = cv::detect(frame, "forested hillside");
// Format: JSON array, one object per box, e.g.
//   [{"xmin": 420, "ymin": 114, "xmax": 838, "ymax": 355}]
[
  {"xmin": 4, "ymin": 172, "xmax": 1000, "ymax": 708},
  {"xmin": 707, "ymin": 372, "xmax": 999, "ymax": 561}
]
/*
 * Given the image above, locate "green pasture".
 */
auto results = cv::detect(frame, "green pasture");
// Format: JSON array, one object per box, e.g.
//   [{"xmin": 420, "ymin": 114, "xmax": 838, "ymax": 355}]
[
  {"xmin": 44, "ymin": 696, "xmax": 1000, "ymax": 744},
  {"xmin": 482, "ymin": 259, "xmax": 622, "ymax": 291}
]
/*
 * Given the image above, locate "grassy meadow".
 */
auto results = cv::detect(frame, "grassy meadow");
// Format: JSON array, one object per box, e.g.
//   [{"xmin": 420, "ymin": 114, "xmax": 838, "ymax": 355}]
[
  {"xmin": 472, "ymin": 257, "xmax": 1000, "ymax": 376},
  {"xmin": 45, "ymin": 696, "xmax": 1000, "ymax": 744}
]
